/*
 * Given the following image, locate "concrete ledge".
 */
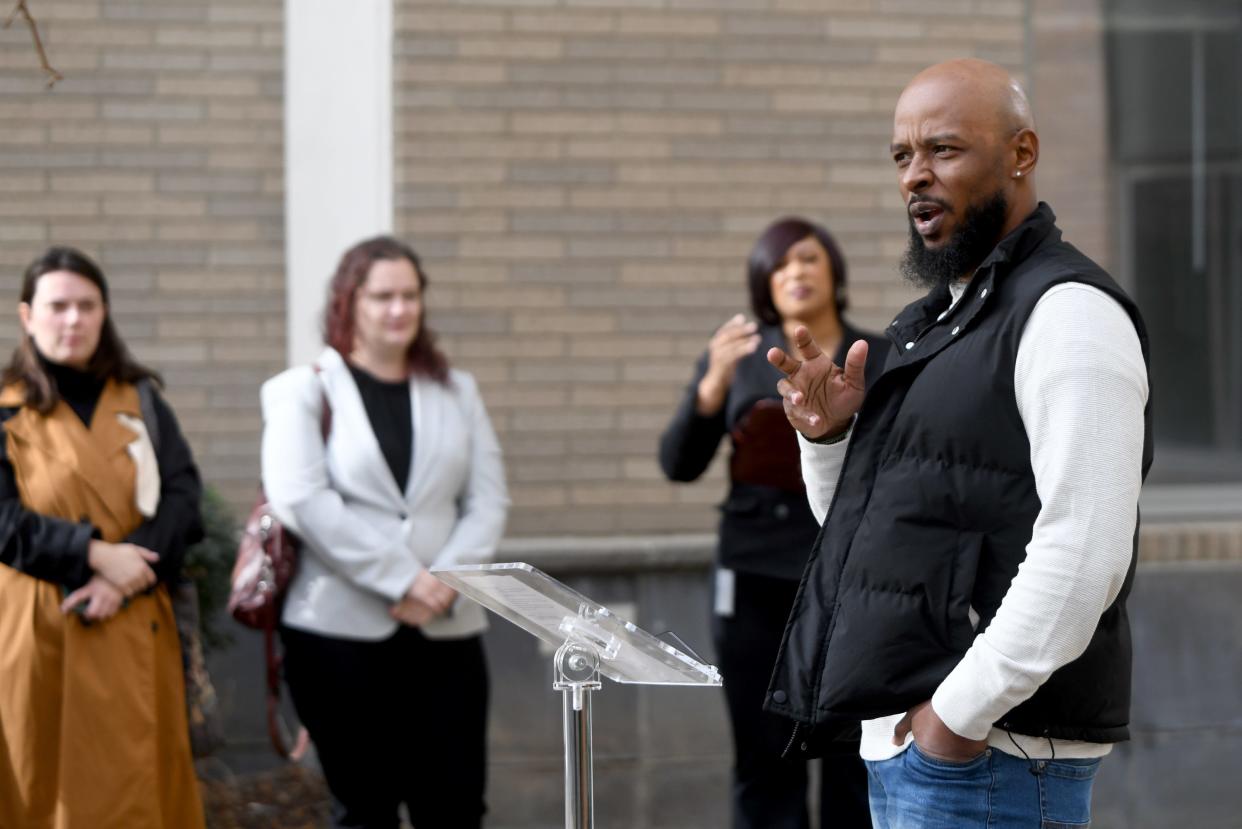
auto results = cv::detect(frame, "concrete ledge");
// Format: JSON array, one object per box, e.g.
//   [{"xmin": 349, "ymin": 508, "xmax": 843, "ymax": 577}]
[
  {"xmin": 500, "ymin": 521, "xmax": 1242, "ymax": 572},
  {"xmin": 499, "ymin": 533, "xmax": 715, "ymax": 573},
  {"xmin": 1138, "ymin": 521, "xmax": 1242, "ymax": 563}
]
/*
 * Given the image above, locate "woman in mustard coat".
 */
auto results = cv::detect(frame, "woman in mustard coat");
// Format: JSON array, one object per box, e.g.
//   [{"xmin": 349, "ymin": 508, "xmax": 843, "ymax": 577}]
[{"xmin": 0, "ymin": 246, "xmax": 206, "ymax": 829}]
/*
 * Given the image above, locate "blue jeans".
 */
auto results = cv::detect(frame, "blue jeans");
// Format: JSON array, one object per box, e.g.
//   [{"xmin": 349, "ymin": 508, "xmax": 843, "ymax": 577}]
[{"xmin": 866, "ymin": 745, "xmax": 1101, "ymax": 829}]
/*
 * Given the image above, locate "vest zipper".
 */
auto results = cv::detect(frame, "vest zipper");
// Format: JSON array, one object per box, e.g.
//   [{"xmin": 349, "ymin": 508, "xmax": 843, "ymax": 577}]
[{"xmin": 780, "ymin": 721, "xmax": 800, "ymax": 759}]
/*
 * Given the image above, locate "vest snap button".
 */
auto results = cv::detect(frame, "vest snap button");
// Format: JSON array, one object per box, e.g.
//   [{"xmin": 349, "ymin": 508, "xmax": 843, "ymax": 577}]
[
  {"xmin": 904, "ymin": 341, "xmax": 914, "ymax": 350},
  {"xmin": 772, "ymin": 690, "xmax": 787, "ymax": 703},
  {"xmin": 951, "ymin": 326, "xmax": 960, "ymax": 336},
  {"xmin": 981, "ymin": 288, "xmax": 989, "ymax": 299},
  {"xmin": 800, "ymin": 741, "xmax": 808, "ymax": 751}
]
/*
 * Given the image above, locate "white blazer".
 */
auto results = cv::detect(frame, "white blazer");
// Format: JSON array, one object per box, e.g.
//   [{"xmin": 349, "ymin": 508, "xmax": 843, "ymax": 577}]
[{"xmin": 260, "ymin": 347, "xmax": 508, "ymax": 640}]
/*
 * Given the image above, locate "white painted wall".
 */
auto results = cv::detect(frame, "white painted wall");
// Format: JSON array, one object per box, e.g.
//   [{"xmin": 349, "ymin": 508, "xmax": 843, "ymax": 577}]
[{"xmin": 284, "ymin": 0, "xmax": 393, "ymax": 365}]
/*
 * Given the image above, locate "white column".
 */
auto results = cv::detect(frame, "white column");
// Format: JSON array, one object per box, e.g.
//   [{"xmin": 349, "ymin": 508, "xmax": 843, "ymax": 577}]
[{"xmin": 284, "ymin": 0, "xmax": 393, "ymax": 365}]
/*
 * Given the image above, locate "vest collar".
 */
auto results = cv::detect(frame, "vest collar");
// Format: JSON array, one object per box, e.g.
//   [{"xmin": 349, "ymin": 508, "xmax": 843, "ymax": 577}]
[{"xmin": 885, "ymin": 202, "xmax": 1061, "ymax": 361}]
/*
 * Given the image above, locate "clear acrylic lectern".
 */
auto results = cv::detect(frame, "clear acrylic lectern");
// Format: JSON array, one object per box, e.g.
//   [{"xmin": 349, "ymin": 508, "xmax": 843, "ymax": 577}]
[{"xmin": 431, "ymin": 562, "xmax": 722, "ymax": 829}]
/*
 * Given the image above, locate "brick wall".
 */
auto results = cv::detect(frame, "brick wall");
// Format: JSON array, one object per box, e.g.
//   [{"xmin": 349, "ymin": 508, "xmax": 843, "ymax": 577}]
[
  {"xmin": 392, "ymin": 0, "xmax": 1028, "ymax": 536},
  {"xmin": 7, "ymin": 1, "xmax": 1231, "ymax": 551},
  {"xmin": 0, "ymin": 0, "xmax": 284, "ymax": 511}
]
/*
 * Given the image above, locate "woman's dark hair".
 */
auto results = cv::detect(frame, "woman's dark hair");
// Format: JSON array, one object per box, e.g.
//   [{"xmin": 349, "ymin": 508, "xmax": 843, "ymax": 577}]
[
  {"xmin": 322, "ymin": 235, "xmax": 450, "ymax": 384},
  {"xmin": 3, "ymin": 246, "xmax": 161, "ymax": 413},
  {"xmin": 747, "ymin": 216, "xmax": 849, "ymax": 326}
]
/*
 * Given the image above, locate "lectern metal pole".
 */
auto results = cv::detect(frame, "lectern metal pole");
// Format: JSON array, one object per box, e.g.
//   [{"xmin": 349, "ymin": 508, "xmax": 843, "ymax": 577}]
[
  {"xmin": 554, "ymin": 642, "xmax": 601, "ymax": 829},
  {"xmin": 561, "ymin": 683, "xmax": 594, "ymax": 829}
]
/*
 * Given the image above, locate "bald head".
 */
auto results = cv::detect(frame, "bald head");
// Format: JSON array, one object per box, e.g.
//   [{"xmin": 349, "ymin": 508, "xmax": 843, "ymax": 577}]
[{"xmin": 901, "ymin": 58, "xmax": 1034, "ymax": 137}]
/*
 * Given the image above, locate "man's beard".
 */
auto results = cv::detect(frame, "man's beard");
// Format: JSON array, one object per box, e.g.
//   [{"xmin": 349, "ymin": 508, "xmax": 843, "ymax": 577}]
[{"xmin": 900, "ymin": 189, "xmax": 1009, "ymax": 291}]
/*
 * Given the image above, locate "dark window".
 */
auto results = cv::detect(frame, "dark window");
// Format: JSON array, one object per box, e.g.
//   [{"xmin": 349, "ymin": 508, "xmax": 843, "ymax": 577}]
[{"xmin": 1106, "ymin": 1, "xmax": 1242, "ymax": 483}]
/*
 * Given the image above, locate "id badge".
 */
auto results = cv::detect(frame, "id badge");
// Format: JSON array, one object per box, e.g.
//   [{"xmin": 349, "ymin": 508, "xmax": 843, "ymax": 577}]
[{"xmin": 714, "ymin": 567, "xmax": 736, "ymax": 618}]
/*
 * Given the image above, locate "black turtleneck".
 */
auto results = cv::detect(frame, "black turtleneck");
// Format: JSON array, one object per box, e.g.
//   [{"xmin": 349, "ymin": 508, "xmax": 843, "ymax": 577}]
[{"xmin": 39, "ymin": 354, "xmax": 105, "ymax": 427}]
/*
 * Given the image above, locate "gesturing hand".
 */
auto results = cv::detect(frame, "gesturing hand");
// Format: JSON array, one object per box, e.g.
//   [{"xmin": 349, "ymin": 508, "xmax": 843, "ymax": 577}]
[
  {"xmin": 696, "ymin": 314, "xmax": 761, "ymax": 416},
  {"xmin": 61, "ymin": 575, "xmax": 125, "ymax": 622},
  {"xmin": 767, "ymin": 327, "xmax": 869, "ymax": 440}
]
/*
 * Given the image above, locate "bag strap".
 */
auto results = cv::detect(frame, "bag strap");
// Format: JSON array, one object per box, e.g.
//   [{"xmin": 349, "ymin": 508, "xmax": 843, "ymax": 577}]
[
  {"xmin": 136, "ymin": 378, "xmax": 161, "ymax": 454},
  {"xmin": 264, "ymin": 362, "xmax": 330, "ymax": 761},
  {"xmin": 263, "ymin": 624, "xmax": 308, "ymax": 760}
]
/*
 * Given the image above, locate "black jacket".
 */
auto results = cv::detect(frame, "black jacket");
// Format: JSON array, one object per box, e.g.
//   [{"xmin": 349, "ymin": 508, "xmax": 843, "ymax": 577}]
[
  {"xmin": 0, "ymin": 383, "xmax": 204, "ymax": 590},
  {"xmin": 659, "ymin": 322, "xmax": 889, "ymax": 581},
  {"xmin": 765, "ymin": 204, "xmax": 1153, "ymax": 751}
]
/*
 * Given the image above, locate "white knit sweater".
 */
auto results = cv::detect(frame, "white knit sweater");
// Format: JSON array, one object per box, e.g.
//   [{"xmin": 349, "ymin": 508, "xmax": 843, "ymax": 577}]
[{"xmin": 799, "ymin": 281, "xmax": 1148, "ymax": 761}]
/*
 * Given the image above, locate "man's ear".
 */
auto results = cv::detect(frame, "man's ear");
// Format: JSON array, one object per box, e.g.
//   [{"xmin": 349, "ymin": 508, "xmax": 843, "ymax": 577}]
[{"xmin": 1012, "ymin": 128, "xmax": 1039, "ymax": 178}]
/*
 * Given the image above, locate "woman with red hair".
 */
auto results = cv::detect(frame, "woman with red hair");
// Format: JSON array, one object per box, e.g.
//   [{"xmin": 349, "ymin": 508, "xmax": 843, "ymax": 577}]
[{"xmin": 260, "ymin": 236, "xmax": 508, "ymax": 828}]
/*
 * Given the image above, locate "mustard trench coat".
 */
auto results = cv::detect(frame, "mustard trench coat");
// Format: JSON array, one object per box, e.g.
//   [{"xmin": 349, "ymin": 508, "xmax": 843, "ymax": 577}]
[{"xmin": 0, "ymin": 379, "xmax": 205, "ymax": 829}]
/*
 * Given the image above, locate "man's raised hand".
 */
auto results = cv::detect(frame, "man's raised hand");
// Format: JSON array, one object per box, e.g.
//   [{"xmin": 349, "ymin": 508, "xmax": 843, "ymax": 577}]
[{"xmin": 767, "ymin": 327, "xmax": 868, "ymax": 440}]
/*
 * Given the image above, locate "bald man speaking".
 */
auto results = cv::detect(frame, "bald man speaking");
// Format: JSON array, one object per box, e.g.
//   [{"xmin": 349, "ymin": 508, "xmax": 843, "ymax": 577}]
[{"xmin": 764, "ymin": 59, "xmax": 1151, "ymax": 827}]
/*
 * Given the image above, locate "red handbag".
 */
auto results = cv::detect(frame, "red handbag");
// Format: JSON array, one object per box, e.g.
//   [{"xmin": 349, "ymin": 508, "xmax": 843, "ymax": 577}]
[
  {"xmin": 227, "ymin": 370, "xmax": 329, "ymax": 758},
  {"xmin": 228, "ymin": 494, "xmax": 301, "ymax": 630}
]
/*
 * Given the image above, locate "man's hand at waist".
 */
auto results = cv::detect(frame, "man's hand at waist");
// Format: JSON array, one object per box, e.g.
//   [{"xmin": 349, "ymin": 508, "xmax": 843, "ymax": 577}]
[{"xmin": 893, "ymin": 700, "xmax": 988, "ymax": 762}]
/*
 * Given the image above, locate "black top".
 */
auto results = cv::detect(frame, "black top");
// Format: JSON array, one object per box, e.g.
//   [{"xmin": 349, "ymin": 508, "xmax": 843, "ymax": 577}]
[
  {"xmin": 41, "ymin": 354, "xmax": 105, "ymax": 427},
  {"xmin": 658, "ymin": 322, "xmax": 890, "ymax": 581},
  {"xmin": 348, "ymin": 364, "xmax": 413, "ymax": 492}
]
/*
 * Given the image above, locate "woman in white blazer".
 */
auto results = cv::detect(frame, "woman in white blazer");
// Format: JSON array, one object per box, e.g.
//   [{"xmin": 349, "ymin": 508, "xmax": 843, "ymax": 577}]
[{"xmin": 260, "ymin": 236, "xmax": 508, "ymax": 829}]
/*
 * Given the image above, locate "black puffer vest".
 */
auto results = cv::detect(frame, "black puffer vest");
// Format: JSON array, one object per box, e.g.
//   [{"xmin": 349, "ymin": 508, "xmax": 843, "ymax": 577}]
[{"xmin": 764, "ymin": 204, "xmax": 1153, "ymax": 755}]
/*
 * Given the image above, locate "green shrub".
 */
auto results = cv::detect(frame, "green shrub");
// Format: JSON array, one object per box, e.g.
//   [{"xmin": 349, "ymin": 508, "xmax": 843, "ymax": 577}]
[{"xmin": 183, "ymin": 486, "xmax": 238, "ymax": 654}]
